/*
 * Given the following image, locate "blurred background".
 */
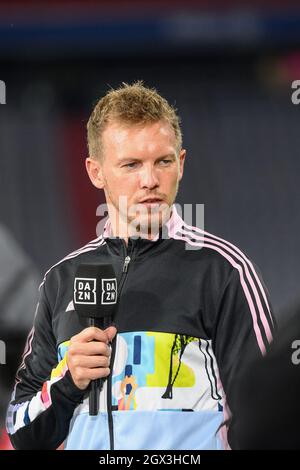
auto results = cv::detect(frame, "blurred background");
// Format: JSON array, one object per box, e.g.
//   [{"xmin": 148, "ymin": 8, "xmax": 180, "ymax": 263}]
[{"xmin": 0, "ymin": 0, "xmax": 300, "ymax": 448}]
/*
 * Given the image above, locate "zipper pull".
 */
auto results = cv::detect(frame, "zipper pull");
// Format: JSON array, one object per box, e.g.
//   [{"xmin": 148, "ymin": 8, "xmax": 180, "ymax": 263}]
[{"xmin": 123, "ymin": 255, "xmax": 131, "ymax": 273}]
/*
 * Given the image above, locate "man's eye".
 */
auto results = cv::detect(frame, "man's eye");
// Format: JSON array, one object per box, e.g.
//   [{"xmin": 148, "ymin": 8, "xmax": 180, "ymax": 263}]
[
  {"xmin": 159, "ymin": 159, "xmax": 172, "ymax": 165},
  {"xmin": 123, "ymin": 162, "xmax": 137, "ymax": 169}
]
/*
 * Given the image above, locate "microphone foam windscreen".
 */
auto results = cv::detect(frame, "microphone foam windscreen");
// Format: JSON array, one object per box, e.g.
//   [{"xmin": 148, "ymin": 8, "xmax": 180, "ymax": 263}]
[{"xmin": 73, "ymin": 264, "xmax": 117, "ymax": 319}]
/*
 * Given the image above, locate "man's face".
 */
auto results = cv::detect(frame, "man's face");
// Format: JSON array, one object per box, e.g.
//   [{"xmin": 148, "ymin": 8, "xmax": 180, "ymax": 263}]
[{"xmin": 87, "ymin": 120, "xmax": 185, "ymax": 236}]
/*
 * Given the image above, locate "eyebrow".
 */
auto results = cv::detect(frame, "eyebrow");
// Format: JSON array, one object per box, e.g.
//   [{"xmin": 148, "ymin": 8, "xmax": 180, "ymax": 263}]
[
  {"xmin": 118, "ymin": 154, "xmax": 176, "ymax": 164},
  {"xmin": 157, "ymin": 153, "xmax": 176, "ymax": 160}
]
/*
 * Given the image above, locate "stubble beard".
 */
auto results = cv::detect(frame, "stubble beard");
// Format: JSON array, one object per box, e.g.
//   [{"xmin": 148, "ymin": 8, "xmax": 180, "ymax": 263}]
[{"xmin": 105, "ymin": 179, "xmax": 180, "ymax": 239}]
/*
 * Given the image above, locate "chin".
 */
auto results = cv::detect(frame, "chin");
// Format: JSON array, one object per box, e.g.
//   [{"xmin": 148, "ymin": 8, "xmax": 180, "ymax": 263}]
[
  {"xmin": 127, "ymin": 202, "xmax": 172, "ymax": 236},
  {"xmin": 140, "ymin": 213, "xmax": 167, "ymax": 235}
]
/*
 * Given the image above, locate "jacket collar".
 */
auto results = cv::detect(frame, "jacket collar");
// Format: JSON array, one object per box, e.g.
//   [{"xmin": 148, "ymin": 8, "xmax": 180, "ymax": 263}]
[{"xmin": 102, "ymin": 204, "xmax": 183, "ymax": 258}]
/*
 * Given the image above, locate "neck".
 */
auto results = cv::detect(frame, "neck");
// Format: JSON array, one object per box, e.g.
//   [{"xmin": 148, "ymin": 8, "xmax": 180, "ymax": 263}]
[{"xmin": 106, "ymin": 203, "xmax": 172, "ymax": 244}]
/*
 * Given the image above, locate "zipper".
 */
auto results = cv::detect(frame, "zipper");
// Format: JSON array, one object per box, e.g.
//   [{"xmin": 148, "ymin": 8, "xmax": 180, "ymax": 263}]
[
  {"xmin": 123, "ymin": 255, "xmax": 131, "ymax": 273},
  {"xmin": 106, "ymin": 242, "xmax": 132, "ymax": 450}
]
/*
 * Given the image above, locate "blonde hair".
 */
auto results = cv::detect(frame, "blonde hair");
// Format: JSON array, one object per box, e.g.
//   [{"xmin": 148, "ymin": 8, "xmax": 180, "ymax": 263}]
[{"xmin": 87, "ymin": 81, "xmax": 182, "ymax": 161}]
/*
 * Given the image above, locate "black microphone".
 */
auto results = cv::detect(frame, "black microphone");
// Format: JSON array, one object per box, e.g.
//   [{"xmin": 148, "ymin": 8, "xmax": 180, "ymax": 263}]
[{"xmin": 73, "ymin": 264, "xmax": 118, "ymax": 416}]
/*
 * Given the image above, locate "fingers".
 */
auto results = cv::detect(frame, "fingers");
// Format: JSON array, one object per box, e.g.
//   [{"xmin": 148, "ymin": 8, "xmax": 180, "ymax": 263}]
[
  {"xmin": 70, "ymin": 367, "xmax": 111, "ymax": 389},
  {"xmin": 69, "ymin": 354, "xmax": 110, "ymax": 369},
  {"xmin": 71, "ymin": 326, "xmax": 112, "ymax": 344},
  {"xmin": 69, "ymin": 341, "xmax": 111, "ymax": 357},
  {"xmin": 67, "ymin": 326, "xmax": 117, "ymax": 390},
  {"xmin": 84, "ymin": 367, "xmax": 111, "ymax": 381},
  {"xmin": 105, "ymin": 326, "xmax": 117, "ymax": 343}
]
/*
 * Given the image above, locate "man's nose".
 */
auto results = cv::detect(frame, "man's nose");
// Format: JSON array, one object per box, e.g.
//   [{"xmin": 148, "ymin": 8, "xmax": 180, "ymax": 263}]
[{"xmin": 139, "ymin": 165, "xmax": 159, "ymax": 189}]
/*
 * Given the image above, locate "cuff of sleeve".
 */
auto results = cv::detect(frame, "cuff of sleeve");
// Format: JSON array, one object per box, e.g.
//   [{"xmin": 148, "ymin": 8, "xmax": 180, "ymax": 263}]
[{"xmin": 57, "ymin": 370, "xmax": 87, "ymax": 404}]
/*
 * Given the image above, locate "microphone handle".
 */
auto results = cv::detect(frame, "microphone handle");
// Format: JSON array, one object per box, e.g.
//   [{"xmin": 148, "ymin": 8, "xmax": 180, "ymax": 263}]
[{"xmin": 88, "ymin": 316, "xmax": 112, "ymax": 416}]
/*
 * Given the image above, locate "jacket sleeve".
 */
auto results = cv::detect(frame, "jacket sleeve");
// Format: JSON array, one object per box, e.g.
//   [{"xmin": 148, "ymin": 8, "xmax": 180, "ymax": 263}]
[
  {"xmin": 6, "ymin": 281, "xmax": 85, "ymax": 450},
  {"xmin": 211, "ymin": 262, "xmax": 277, "ymax": 449}
]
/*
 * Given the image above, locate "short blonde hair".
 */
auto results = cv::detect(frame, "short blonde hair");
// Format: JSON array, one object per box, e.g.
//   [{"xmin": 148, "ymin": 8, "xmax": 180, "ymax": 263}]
[{"xmin": 87, "ymin": 81, "xmax": 182, "ymax": 161}]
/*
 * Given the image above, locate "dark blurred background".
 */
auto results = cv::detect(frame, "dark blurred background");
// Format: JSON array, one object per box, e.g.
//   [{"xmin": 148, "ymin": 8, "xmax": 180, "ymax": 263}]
[{"xmin": 0, "ymin": 0, "xmax": 300, "ymax": 448}]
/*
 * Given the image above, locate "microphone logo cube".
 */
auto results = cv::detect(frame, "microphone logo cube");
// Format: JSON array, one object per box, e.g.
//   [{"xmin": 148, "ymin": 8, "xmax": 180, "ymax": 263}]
[
  {"xmin": 101, "ymin": 278, "xmax": 117, "ymax": 305},
  {"xmin": 74, "ymin": 278, "xmax": 96, "ymax": 305}
]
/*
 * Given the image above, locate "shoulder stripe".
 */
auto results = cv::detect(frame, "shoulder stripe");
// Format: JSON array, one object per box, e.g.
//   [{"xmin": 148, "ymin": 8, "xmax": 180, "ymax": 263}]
[
  {"xmin": 181, "ymin": 225, "xmax": 274, "ymax": 331},
  {"xmin": 181, "ymin": 222, "xmax": 273, "ymax": 326},
  {"xmin": 39, "ymin": 237, "xmax": 106, "ymax": 288},
  {"xmin": 175, "ymin": 229, "xmax": 271, "ymax": 355}
]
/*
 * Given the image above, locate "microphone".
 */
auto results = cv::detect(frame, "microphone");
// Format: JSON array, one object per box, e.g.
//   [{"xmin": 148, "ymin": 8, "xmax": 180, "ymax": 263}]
[{"xmin": 73, "ymin": 264, "xmax": 118, "ymax": 416}]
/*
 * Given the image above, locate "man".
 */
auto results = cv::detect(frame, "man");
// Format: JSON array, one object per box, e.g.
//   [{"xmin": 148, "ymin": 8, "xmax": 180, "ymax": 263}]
[{"xmin": 6, "ymin": 82, "xmax": 276, "ymax": 450}]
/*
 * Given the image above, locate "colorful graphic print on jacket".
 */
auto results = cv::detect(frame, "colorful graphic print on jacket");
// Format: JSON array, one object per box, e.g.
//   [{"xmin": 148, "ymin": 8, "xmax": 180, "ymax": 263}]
[{"xmin": 111, "ymin": 332, "xmax": 223, "ymax": 412}]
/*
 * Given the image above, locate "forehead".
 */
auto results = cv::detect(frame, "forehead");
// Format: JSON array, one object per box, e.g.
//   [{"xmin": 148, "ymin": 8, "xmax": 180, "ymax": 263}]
[{"xmin": 102, "ymin": 120, "xmax": 177, "ymax": 157}]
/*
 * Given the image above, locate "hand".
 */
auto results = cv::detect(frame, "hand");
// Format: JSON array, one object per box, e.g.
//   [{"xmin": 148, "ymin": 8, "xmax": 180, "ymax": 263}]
[{"xmin": 67, "ymin": 326, "xmax": 117, "ymax": 390}]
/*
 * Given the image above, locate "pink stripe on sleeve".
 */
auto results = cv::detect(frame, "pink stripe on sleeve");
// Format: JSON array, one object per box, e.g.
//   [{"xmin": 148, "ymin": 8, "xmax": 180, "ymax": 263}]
[
  {"xmin": 180, "ymin": 227, "xmax": 273, "ymax": 345},
  {"xmin": 183, "ymin": 221, "xmax": 273, "ymax": 327},
  {"xmin": 174, "ymin": 232, "xmax": 267, "ymax": 355}
]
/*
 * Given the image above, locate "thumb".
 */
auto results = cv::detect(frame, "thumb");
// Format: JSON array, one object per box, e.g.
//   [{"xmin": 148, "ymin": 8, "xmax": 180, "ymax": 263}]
[{"xmin": 105, "ymin": 326, "xmax": 117, "ymax": 342}]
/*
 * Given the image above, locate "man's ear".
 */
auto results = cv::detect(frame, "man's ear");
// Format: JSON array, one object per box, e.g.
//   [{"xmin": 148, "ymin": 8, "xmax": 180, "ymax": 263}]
[
  {"xmin": 85, "ymin": 157, "xmax": 105, "ymax": 189},
  {"xmin": 178, "ymin": 149, "xmax": 186, "ymax": 181}
]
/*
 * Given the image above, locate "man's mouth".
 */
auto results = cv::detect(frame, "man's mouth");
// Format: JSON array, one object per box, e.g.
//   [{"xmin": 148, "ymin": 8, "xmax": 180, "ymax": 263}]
[{"xmin": 139, "ymin": 198, "xmax": 163, "ymax": 204}]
